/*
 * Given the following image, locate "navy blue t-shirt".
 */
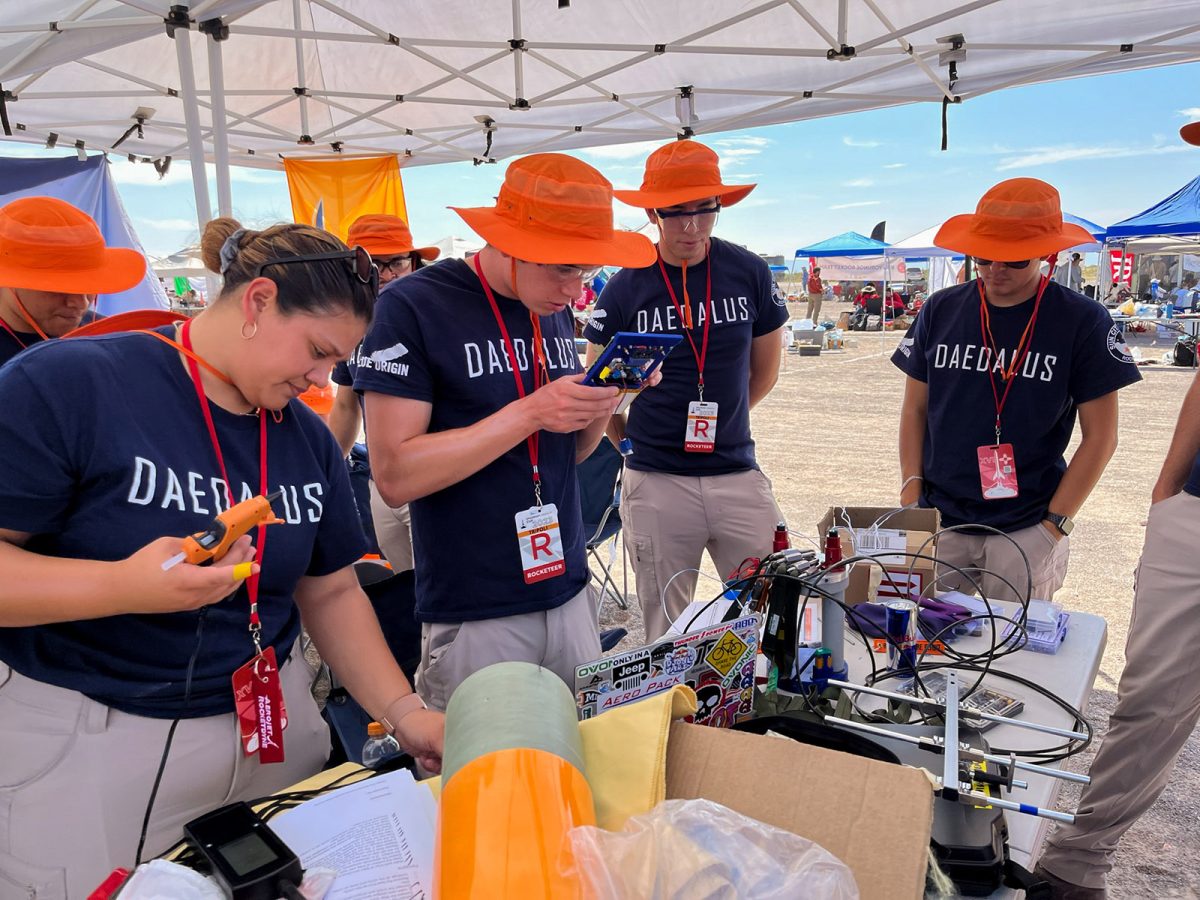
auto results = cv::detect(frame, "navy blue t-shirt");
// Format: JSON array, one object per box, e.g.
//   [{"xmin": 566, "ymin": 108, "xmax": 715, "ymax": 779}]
[
  {"xmin": 582, "ymin": 238, "xmax": 788, "ymax": 475},
  {"xmin": 892, "ymin": 280, "xmax": 1142, "ymax": 531},
  {"xmin": 0, "ymin": 310, "xmax": 101, "ymax": 369},
  {"xmin": 353, "ymin": 259, "xmax": 587, "ymax": 623},
  {"xmin": 0, "ymin": 329, "xmax": 366, "ymax": 718}
]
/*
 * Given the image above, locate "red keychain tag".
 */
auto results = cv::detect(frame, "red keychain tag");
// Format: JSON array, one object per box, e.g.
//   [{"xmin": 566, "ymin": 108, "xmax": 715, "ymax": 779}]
[
  {"xmin": 232, "ymin": 646, "xmax": 288, "ymax": 763},
  {"xmin": 977, "ymin": 443, "xmax": 1019, "ymax": 500}
]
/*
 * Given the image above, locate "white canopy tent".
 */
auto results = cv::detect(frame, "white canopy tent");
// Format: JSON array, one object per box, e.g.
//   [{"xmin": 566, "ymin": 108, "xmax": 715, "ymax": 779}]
[{"xmin": 2, "ymin": 1, "xmax": 1200, "ymax": 238}]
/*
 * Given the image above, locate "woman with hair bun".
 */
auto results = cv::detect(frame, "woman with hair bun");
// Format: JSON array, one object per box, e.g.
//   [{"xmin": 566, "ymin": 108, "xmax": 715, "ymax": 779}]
[{"xmin": 0, "ymin": 217, "xmax": 443, "ymax": 897}]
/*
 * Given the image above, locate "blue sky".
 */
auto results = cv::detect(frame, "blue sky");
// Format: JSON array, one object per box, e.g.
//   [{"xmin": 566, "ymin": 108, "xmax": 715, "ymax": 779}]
[{"xmin": 4, "ymin": 60, "xmax": 1200, "ymax": 261}]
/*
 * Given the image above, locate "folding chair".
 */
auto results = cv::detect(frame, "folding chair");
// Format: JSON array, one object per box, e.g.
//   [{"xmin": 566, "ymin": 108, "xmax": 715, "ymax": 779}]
[{"xmin": 577, "ymin": 439, "xmax": 629, "ymax": 611}]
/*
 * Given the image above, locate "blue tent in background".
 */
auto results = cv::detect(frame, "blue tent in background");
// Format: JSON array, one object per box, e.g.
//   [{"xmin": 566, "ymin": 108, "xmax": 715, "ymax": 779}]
[
  {"xmin": 795, "ymin": 231, "xmax": 890, "ymax": 258},
  {"xmin": 1106, "ymin": 175, "xmax": 1200, "ymax": 239},
  {"xmin": 1063, "ymin": 212, "xmax": 1107, "ymax": 241},
  {"xmin": 0, "ymin": 154, "xmax": 167, "ymax": 314}
]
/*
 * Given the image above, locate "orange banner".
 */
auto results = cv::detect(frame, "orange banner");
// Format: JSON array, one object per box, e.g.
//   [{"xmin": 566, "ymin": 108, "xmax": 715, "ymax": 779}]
[{"xmin": 282, "ymin": 155, "xmax": 407, "ymax": 242}]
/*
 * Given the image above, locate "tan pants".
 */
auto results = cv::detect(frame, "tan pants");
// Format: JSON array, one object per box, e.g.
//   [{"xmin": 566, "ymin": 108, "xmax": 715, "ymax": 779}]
[
  {"xmin": 0, "ymin": 644, "xmax": 329, "ymax": 900},
  {"xmin": 369, "ymin": 479, "xmax": 414, "ymax": 572},
  {"xmin": 1039, "ymin": 491, "xmax": 1200, "ymax": 889},
  {"xmin": 934, "ymin": 521, "xmax": 1070, "ymax": 603},
  {"xmin": 415, "ymin": 585, "xmax": 600, "ymax": 712},
  {"xmin": 805, "ymin": 291, "xmax": 823, "ymax": 322},
  {"xmin": 622, "ymin": 468, "xmax": 781, "ymax": 641}
]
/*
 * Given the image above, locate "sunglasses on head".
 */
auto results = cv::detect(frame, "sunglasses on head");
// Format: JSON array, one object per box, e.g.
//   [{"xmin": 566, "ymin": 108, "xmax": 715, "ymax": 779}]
[
  {"xmin": 972, "ymin": 257, "xmax": 1033, "ymax": 270},
  {"xmin": 255, "ymin": 245, "xmax": 379, "ymax": 294}
]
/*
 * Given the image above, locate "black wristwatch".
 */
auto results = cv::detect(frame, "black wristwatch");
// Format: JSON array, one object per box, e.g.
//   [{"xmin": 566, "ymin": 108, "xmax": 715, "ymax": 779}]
[{"xmin": 1045, "ymin": 513, "xmax": 1074, "ymax": 536}]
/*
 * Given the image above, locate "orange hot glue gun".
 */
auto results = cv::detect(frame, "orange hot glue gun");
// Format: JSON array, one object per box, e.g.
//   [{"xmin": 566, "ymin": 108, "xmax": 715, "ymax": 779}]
[{"xmin": 161, "ymin": 492, "xmax": 284, "ymax": 571}]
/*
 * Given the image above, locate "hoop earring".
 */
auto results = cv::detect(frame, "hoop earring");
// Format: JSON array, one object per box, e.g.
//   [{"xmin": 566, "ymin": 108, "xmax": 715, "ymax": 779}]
[{"xmin": 241, "ymin": 320, "xmax": 258, "ymax": 340}]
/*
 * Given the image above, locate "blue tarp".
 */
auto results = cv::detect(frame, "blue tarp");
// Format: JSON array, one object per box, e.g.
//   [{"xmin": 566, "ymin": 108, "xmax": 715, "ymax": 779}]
[
  {"xmin": 795, "ymin": 231, "xmax": 890, "ymax": 257},
  {"xmin": 1063, "ymin": 212, "xmax": 1106, "ymax": 241},
  {"xmin": 1106, "ymin": 175, "xmax": 1200, "ymax": 239},
  {"xmin": 0, "ymin": 154, "xmax": 167, "ymax": 314}
]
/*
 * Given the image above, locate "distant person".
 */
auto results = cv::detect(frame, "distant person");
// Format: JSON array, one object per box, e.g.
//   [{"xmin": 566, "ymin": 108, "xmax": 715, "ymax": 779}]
[
  {"xmin": 330, "ymin": 213, "xmax": 440, "ymax": 574},
  {"xmin": 1052, "ymin": 252, "xmax": 1083, "ymax": 293},
  {"xmin": 806, "ymin": 266, "xmax": 824, "ymax": 321},
  {"xmin": 893, "ymin": 178, "xmax": 1141, "ymax": 608},
  {"xmin": 0, "ymin": 196, "xmax": 142, "ymax": 368}
]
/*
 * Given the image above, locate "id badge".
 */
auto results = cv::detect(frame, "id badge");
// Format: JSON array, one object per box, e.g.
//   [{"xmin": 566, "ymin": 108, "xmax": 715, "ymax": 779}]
[
  {"xmin": 977, "ymin": 443, "xmax": 1019, "ymax": 500},
  {"xmin": 515, "ymin": 502, "xmax": 566, "ymax": 584},
  {"xmin": 685, "ymin": 401, "xmax": 719, "ymax": 453},
  {"xmin": 232, "ymin": 646, "xmax": 288, "ymax": 763}
]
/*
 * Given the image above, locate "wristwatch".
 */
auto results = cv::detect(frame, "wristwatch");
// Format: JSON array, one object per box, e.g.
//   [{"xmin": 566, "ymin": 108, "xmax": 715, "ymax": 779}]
[
  {"xmin": 380, "ymin": 692, "xmax": 427, "ymax": 737},
  {"xmin": 1045, "ymin": 513, "xmax": 1074, "ymax": 536}
]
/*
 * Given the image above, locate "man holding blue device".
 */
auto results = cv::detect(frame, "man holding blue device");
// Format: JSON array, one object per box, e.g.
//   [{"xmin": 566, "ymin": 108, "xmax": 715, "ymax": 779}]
[
  {"xmin": 356, "ymin": 154, "xmax": 656, "ymax": 709},
  {"xmin": 584, "ymin": 140, "xmax": 788, "ymax": 640}
]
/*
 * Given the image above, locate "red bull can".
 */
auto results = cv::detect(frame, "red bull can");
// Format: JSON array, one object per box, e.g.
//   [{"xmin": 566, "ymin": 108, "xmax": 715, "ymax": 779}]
[{"xmin": 885, "ymin": 599, "xmax": 918, "ymax": 678}]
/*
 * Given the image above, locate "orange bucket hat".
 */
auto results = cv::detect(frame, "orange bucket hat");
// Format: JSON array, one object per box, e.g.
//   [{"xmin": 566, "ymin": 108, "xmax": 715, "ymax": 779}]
[
  {"xmin": 451, "ymin": 153, "xmax": 655, "ymax": 267},
  {"xmin": 614, "ymin": 140, "xmax": 756, "ymax": 210},
  {"xmin": 348, "ymin": 214, "xmax": 440, "ymax": 261},
  {"xmin": 0, "ymin": 196, "xmax": 145, "ymax": 294},
  {"xmin": 934, "ymin": 178, "xmax": 1093, "ymax": 261},
  {"xmin": 1182, "ymin": 121, "xmax": 1200, "ymax": 146}
]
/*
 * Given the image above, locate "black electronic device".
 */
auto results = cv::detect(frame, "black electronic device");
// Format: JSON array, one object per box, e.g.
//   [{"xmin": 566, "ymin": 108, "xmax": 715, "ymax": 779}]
[{"xmin": 183, "ymin": 802, "xmax": 303, "ymax": 900}]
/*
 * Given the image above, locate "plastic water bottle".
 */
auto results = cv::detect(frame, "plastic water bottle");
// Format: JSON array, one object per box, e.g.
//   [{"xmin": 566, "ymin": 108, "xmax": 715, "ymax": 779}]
[{"xmin": 362, "ymin": 721, "xmax": 401, "ymax": 769}]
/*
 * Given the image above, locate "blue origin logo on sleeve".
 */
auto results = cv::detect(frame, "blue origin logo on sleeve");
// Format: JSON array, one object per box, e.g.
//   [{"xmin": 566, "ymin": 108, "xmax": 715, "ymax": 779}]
[
  {"xmin": 357, "ymin": 341, "xmax": 411, "ymax": 376},
  {"xmin": 588, "ymin": 308, "xmax": 607, "ymax": 333},
  {"xmin": 897, "ymin": 335, "xmax": 915, "ymax": 358}
]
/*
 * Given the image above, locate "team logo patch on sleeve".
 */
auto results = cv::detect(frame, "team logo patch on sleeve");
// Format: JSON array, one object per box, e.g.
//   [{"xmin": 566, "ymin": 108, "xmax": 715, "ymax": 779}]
[
  {"xmin": 588, "ymin": 308, "xmax": 607, "ymax": 332},
  {"xmin": 771, "ymin": 281, "xmax": 788, "ymax": 307},
  {"xmin": 365, "ymin": 342, "xmax": 411, "ymax": 375},
  {"xmin": 897, "ymin": 336, "xmax": 915, "ymax": 358},
  {"xmin": 1106, "ymin": 325, "xmax": 1135, "ymax": 364}
]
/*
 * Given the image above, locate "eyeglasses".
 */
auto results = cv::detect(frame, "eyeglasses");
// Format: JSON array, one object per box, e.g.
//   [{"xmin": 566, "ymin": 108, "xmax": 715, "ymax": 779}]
[
  {"xmin": 378, "ymin": 255, "xmax": 414, "ymax": 275},
  {"xmin": 654, "ymin": 204, "xmax": 721, "ymax": 232},
  {"xmin": 255, "ymin": 245, "xmax": 379, "ymax": 295},
  {"xmin": 972, "ymin": 257, "xmax": 1033, "ymax": 270},
  {"xmin": 538, "ymin": 263, "xmax": 605, "ymax": 282}
]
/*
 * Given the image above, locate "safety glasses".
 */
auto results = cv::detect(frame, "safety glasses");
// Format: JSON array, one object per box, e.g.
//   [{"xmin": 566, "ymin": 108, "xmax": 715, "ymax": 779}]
[
  {"xmin": 539, "ymin": 263, "xmax": 605, "ymax": 282},
  {"xmin": 972, "ymin": 257, "xmax": 1033, "ymax": 269},
  {"xmin": 378, "ymin": 255, "xmax": 414, "ymax": 276},
  {"xmin": 255, "ymin": 245, "xmax": 379, "ymax": 295},
  {"xmin": 654, "ymin": 204, "xmax": 721, "ymax": 232}
]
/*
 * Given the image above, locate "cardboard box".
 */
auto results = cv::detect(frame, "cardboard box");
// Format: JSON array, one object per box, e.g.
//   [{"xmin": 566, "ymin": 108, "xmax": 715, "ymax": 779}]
[
  {"xmin": 818, "ymin": 506, "xmax": 941, "ymax": 604},
  {"xmin": 666, "ymin": 722, "xmax": 933, "ymax": 899}
]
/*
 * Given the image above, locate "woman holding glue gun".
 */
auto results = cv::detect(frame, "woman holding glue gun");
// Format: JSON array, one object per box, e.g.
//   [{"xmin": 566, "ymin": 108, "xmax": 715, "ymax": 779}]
[{"xmin": 0, "ymin": 213, "xmax": 443, "ymax": 898}]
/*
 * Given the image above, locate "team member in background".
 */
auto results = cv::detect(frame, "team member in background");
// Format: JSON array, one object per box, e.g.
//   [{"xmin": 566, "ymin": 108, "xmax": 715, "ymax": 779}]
[
  {"xmin": 1032, "ymin": 118, "xmax": 1200, "ymax": 900},
  {"xmin": 0, "ymin": 196, "xmax": 142, "ymax": 368},
  {"xmin": 329, "ymin": 214, "xmax": 440, "ymax": 572},
  {"xmin": 356, "ymin": 154, "xmax": 655, "ymax": 710},
  {"xmin": 893, "ymin": 178, "xmax": 1140, "ymax": 605},
  {"xmin": 0, "ymin": 218, "xmax": 442, "ymax": 897},
  {"xmin": 806, "ymin": 265, "xmax": 824, "ymax": 322},
  {"xmin": 584, "ymin": 140, "xmax": 788, "ymax": 641}
]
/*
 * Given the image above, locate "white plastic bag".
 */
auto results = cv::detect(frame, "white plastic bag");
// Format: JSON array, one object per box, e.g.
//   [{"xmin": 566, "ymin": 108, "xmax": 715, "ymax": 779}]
[{"xmin": 568, "ymin": 798, "xmax": 859, "ymax": 900}]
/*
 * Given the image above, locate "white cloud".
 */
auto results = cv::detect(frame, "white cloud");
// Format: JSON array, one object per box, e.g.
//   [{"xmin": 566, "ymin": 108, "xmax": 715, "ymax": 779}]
[
  {"xmin": 842, "ymin": 177, "xmax": 874, "ymax": 188},
  {"xmin": 829, "ymin": 200, "xmax": 881, "ymax": 210},
  {"xmin": 843, "ymin": 136, "xmax": 881, "ymax": 148},
  {"xmin": 883, "ymin": 163, "xmax": 906, "ymax": 169},
  {"xmin": 109, "ymin": 158, "xmax": 285, "ymax": 188},
  {"xmin": 996, "ymin": 143, "xmax": 1190, "ymax": 171},
  {"xmin": 720, "ymin": 147, "xmax": 762, "ymax": 158},
  {"xmin": 731, "ymin": 197, "xmax": 779, "ymax": 209},
  {"xmin": 713, "ymin": 135, "xmax": 771, "ymax": 149},
  {"xmin": 1178, "ymin": 107, "xmax": 1200, "ymax": 119}
]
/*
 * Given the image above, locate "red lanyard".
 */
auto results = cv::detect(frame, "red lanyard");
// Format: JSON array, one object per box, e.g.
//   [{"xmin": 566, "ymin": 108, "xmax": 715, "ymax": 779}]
[
  {"xmin": 657, "ymin": 249, "xmax": 712, "ymax": 399},
  {"xmin": 178, "ymin": 319, "xmax": 271, "ymax": 646},
  {"xmin": 977, "ymin": 273, "xmax": 1051, "ymax": 444},
  {"xmin": 473, "ymin": 255, "xmax": 550, "ymax": 505}
]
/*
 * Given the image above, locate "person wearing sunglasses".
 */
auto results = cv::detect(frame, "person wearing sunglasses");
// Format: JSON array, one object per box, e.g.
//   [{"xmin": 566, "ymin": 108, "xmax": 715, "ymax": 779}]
[
  {"xmin": 326, "ymin": 215, "xmax": 441, "ymax": 574},
  {"xmin": 0, "ymin": 216, "xmax": 444, "ymax": 894},
  {"xmin": 582, "ymin": 140, "xmax": 788, "ymax": 641},
  {"xmin": 0, "ymin": 196, "xmax": 144, "ymax": 369},
  {"xmin": 892, "ymin": 178, "xmax": 1140, "ymax": 615},
  {"xmin": 354, "ymin": 154, "xmax": 655, "ymax": 711}
]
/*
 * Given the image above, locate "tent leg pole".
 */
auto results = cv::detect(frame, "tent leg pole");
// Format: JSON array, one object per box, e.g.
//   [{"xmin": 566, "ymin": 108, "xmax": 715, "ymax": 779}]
[
  {"xmin": 207, "ymin": 27, "xmax": 233, "ymax": 219},
  {"xmin": 172, "ymin": 12, "xmax": 216, "ymax": 298}
]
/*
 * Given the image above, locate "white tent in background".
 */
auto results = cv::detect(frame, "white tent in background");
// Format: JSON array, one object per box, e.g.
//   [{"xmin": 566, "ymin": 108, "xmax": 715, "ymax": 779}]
[
  {"xmin": 2, "ymin": 1, "xmax": 1199, "ymax": 240},
  {"xmin": 431, "ymin": 236, "xmax": 484, "ymax": 260},
  {"xmin": 150, "ymin": 244, "xmax": 213, "ymax": 280}
]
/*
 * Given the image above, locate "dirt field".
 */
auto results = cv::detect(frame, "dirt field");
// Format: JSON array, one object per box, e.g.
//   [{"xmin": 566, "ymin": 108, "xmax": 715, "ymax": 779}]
[{"xmin": 596, "ymin": 297, "xmax": 1200, "ymax": 898}]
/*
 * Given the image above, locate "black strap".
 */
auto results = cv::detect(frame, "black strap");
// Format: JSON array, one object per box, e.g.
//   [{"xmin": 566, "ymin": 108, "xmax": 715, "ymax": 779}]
[{"xmin": 0, "ymin": 84, "xmax": 11, "ymax": 137}]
